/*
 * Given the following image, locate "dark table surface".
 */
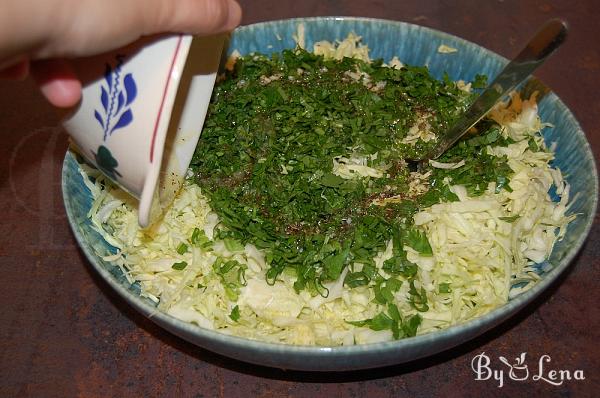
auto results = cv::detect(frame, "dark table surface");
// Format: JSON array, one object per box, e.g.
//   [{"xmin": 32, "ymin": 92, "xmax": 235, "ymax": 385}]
[{"xmin": 1, "ymin": 0, "xmax": 598, "ymax": 397}]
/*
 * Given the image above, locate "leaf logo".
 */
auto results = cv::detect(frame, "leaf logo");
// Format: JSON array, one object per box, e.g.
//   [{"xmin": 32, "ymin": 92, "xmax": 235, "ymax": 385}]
[
  {"xmin": 94, "ymin": 55, "xmax": 137, "ymax": 140},
  {"xmin": 499, "ymin": 352, "xmax": 529, "ymax": 381}
]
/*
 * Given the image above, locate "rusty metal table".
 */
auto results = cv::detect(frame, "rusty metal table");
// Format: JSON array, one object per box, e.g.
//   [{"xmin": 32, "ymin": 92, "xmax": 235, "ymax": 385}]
[{"xmin": 1, "ymin": 0, "xmax": 598, "ymax": 396}]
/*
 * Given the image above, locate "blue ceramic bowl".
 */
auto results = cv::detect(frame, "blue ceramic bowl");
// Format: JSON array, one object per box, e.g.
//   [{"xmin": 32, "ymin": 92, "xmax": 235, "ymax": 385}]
[{"xmin": 62, "ymin": 17, "xmax": 598, "ymax": 371}]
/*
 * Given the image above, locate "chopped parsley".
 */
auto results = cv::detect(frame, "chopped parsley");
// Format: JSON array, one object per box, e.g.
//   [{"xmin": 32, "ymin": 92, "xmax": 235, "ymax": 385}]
[
  {"xmin": 229, "ymin": 305, "xmax": 241, "ymax": 322},
  {"xmin": 348, "ymin": 303, "xmax": 422, "ymax": 339},
  {"xmin": 189, "ymin": 47, "xmax": 513, "ymax": 330},
  {"xmin": 176, "ymin": 242, "xmax": 188, "ymax": 255},
  {"xmin": 172, "ymin": 261, "xmax": 188, "ymax": 271}
]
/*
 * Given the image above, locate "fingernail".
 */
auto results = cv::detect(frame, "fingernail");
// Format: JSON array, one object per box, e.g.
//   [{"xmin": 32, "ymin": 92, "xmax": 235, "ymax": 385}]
[
  {"xmin": 31, "ymin": 59, "xmax": 82, "ymax": 108},
  {"xmin": 39, "ymin": 78, "xmax": 82, "ymax": 108}
]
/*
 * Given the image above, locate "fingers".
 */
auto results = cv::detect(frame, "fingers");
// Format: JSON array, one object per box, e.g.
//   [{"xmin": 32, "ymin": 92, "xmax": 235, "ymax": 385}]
[
  {"xmin": 147, "ymin": 0, "xmax": 242, "ymax": 37},
  {"xmin": 31, "ymin": 59, "xmax": 82, "ymax": 108},
  {"xmin": 33, "ymin": 0, "xmax": 242, "ymax": 59},
  {"xmin": 3, "ymin": 0, "xmax": 242, "ymax": 108}
]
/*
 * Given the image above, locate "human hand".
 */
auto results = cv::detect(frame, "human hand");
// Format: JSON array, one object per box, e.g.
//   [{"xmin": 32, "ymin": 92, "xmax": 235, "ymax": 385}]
[{"xmin": 0, "ymin": 0, "xmax": 242, "ymax": 107}]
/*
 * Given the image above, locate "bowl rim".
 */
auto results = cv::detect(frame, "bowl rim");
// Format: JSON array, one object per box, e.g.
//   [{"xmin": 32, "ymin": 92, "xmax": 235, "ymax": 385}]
[{"xmin": 62, "ymin": 15, "xmax": 598, "ymax": 366}]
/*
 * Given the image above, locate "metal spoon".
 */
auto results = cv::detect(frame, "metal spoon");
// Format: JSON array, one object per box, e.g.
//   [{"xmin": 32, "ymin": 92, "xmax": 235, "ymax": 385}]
[{"xmin": 411, "ymin": 19, "xmax": 568, "ymax": 163}]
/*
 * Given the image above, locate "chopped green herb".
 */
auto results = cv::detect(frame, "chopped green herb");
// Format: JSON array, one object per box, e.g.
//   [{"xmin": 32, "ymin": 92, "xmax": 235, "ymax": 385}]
[
  {"xmin": 176, "ymin": 242, "xmax": 188, "ymax": 255},
  {"xmin": 212, "ymin": 258, "xmax": 247, "ymax": 301},
  {"xmin": 402, "ymin": 314, "xmax": 423, "ymax": 337},
  {"xmin": 189, "ymin": 48, "xmax": 479, "ymax": 294},
  {"xmin": 223, "ymin": 238, "xmax": 244, "ymax": 252},
  {"xmin": 191, "ymin": 228, "xmax": 213, "ymax": 249},
  {"xmin": 438, "ymin": 282, "xmax": 451, "ymax": 293},
  {"xmin": 347, "ymin": 303, "xmax": 422, "ymax": 339},
  {"xmin": 187, "ymin": 46, "xmax": 505, "ymax": 311},
  {"xmin": 499, "ymin": 215, "xmax": 520, "ymax": 223},
  {"xmin": 172, "ymin": 261, "xmax": 188, "ymax": 271},
  {"xmin": 191, "ymin": 227, "xmax": 202, "ymax": 244},
  {"xmin": 374, "ymin": 277, "xmax": 402, "ymax": 304},
  {"xmin": 408, "ymin": 280, "xmax": 430, "ymax": 312},
  {"xmin": 229, "ymin": 305, "xmax": 241, "ymax": 322},
  {"xmin": 405, "ymin": 228, "xmax": 433, "ymax": 256},
  {"xmin": 387, "ymin": 303, "xmax": 401, "ymax": 321},
  {"xmin": 431, "ymin": 126, "xmax": 514, "ymax": 197},
  {"xmin": 369, "ymin": 312, "xmax": 395, "ymax": 331}
]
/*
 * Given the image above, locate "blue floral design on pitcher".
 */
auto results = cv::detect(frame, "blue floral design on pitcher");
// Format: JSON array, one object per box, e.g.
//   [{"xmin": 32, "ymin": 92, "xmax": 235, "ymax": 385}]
[
  {"xmin": 93, "ymin": 145, "xmax": 122, "ymax": 181},
  {"xmin": 94, "ymin": 55, "xmax": 137, "ymax": 141}
]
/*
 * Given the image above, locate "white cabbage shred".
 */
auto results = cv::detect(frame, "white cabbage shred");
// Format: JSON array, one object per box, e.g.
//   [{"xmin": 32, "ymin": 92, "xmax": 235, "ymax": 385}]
[
  {"xmin": 314, "ymin": 32, "xmax": 371, "ymax": 62},
  {"xmin": 332, "ymin": 155, "xmax": 384, "ymax": 179},
  {"xmin": 82, "ymin": 35, "xmax": 574, "ymax": 346}
]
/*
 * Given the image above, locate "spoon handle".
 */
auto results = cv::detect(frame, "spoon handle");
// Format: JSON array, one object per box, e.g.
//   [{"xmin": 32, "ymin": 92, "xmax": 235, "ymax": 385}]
[{"xmin": 424, "ymin": 19, "xmax": 568, "ymax": 160}]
